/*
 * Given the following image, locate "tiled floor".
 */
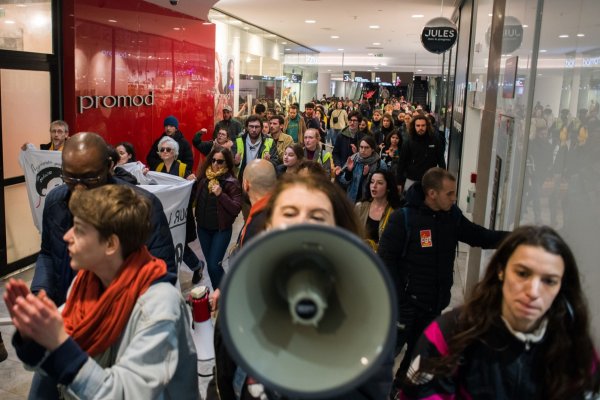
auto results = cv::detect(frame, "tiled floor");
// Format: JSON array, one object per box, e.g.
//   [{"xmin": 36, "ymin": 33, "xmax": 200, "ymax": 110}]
[{"xmin": 0, "ymin": 213, "xmax": 467, "ymax": 399}]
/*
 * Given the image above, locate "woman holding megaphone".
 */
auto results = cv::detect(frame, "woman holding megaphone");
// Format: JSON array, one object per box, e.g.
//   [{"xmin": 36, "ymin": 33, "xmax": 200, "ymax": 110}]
[{"xmin": 208, "ymin": 173, "xmax": 396, "ymax": 400}]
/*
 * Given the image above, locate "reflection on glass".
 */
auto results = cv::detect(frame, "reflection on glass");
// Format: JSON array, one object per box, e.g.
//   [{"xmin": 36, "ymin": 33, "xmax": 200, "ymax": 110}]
[{"xmin": 0, "ymin": 1, "xmax": 52, "ymax": 53}]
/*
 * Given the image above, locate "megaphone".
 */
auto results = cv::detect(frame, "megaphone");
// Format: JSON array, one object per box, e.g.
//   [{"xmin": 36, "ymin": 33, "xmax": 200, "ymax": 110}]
[{"xmin": 219, "ymin": 224, "xmax": 397, "ymax": 399}]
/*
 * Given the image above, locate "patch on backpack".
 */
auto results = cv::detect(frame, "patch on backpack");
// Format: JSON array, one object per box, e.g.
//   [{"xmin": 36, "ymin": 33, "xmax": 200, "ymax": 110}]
[{"xmin": 420, "ymin": 230, "xmax": 432, "ymax": 247}]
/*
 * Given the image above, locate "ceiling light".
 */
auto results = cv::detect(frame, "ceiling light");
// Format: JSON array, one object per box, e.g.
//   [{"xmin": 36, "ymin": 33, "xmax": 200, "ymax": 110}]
[
  {"xmin": 417, "ymin": 69, "xmax": 423, "ymax": 72},
  {"xmin": 373, "ymin": 42, "xmax": 381, "ymax": 45},
  {"xmin": 285, "ymin": 48, "xmax": 291, "ymax": 51},
  {"xmin": 305, "ymin": 20, "xmax": 316, "ymax": 24},
  {"xmin": 331, "ymin": 35, "xmax": 339, "ymax": 39},
  {"xmin": 108, "ymin": 19, "xmax": 117, "ymax": 23},
  {"xmin": 369, "ymin": 25, "xmax": 380, "ymax": 29},
  {"xmin": 281, "ymin": 42, "xmax": 287, "ymax": 44},
  {"xmin": 412, "ymin": 14, "xmax": 424, "ymax": 18},
  {"xmin": 374, "ymin": 67, "xmax": 379, "ymax": 70},
  {"xmin": 243, "ymin": 27, "xmax": 249, "ymax": 30},
  {"xmin": 327, "ymin": 69, "xmax": 332, "ymax": 72},
  {"xmin": 4, "ymin": 20, "xmax": 15, "ymax": 24},
  {"xmin": 173, "ymin": 27, "xmax": 180, "ymax": 30},
  {"xmin": 577, "ymin": 33, "xmax": 585, "ymax": 37},
  {"xmin": 488, "ymin": 13, "xmax": 493, "ymax": 17},
  {"xmin": 368, "ymin": 53, "xmax": 374, "ymax": 56},
  {"xmin": 559, "ymin": 34, "xmax": 569, "ymax": 38},
  {"xmin": 540, "ymin": 49, "xmax": 547, "ymax": 52},
  {"xmin": 338, "ymin": 48, "xmax": 344, "ymax": 51},
  {"xmin": 367, "ymin": 69, "xmax": 372, "ymax": 71},
  {"xmin": 523, "ymin": 25, "xmax": 528, "ymax": 28}
]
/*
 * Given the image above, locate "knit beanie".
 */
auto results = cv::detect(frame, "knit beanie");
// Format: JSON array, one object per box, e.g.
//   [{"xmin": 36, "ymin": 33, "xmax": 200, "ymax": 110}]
[{"xmin": 164, "ymin": 115, "xmax": 179, "ymax": 129}]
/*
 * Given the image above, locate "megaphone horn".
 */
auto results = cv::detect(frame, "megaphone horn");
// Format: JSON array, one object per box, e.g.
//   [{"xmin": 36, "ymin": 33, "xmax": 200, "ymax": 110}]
[{"xmin": 219, "ymin": 224, "xmax": 397, "ymax": 399}]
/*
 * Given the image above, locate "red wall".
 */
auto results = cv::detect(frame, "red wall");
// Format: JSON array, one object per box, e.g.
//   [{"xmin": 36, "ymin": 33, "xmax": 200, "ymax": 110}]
[{"xmin": 62, "ymin": 0, "xmax": 215, "ymax": 170}]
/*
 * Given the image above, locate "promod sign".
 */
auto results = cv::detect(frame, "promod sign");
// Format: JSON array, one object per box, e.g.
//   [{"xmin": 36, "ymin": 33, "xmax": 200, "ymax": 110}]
[{"xmin": 421, "ymin": 17, "xmax": 457, "ymax": 54}]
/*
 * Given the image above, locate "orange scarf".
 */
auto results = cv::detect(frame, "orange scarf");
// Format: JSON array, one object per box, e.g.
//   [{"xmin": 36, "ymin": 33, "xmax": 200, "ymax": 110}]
[
  {"xmin": 240, "ymin": 194, "xmax": 270, "ymax": 247},
  {"xmin": 62, "ymin": 246, "xmax": 167, "ymax": 357}
]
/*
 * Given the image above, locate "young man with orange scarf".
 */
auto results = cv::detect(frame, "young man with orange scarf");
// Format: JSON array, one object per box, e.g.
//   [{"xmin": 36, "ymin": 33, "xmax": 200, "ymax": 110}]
[{"xmin": 4, "ymin": 185, "xmax": 199, "ymax": 399}]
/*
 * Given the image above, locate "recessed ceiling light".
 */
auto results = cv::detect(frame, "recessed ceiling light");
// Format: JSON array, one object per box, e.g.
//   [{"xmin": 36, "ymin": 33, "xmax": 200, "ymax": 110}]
[
  {"xmin": 285, "ymin": 48, "xmax": 291, "ymax": 51},
  {"xmin": 417, "ymin": 69, "xmax": 423, "ymax": 72},
  {"xmin": 367, "ymin": 69, "xmax": 372, "ymax": 71},
  {"xmin": 369, "ymin": 25, "xmax": 380, "ymax": 29},
  {"xmin": 337, "ymin": 48, "xmax": 344, "ymax": 51},
  {"xmin": 412, "ymin": 14, "xmax": 424, "ymax": 18},
  {"xmin": 327, "ymin": 69, "xmax": 332, "ymax": 72},
  {"xmin": 559, "ymin": 34, "xmax": 569, "ymax": 38},
  {"xmin": 577, "ymin": 33, "xmax": 585, "ymax": 37},
  {"xmin": 540, "ymin": 49, "xmax": 547, "ymax": 53},
  {"xmin": 331, "ymin": 35, "xmax": 339, "ymax": 39},
  {"xmin": 281, "ymin": 42, "xmax": 287, "ymax": 44},
  {"xmin": 173, "ymin": 27, "xmax": 180, "ymax": 30},
  {"xmin": 488, "ymin": 13, "xmax": 493, "ymax": 17},
  {"xmin": 523, "ymin": 25, "xmax": 528, "ymax": 28},
  {"xmin": 373, "ymin": 42, "xmax": 381, "ymax": 45},
  {"xmin": 4, "ymin": 20, "xmax": 15, "ymax": 24},
  {"xmin": 305, "ymin": 20, "xmax": 316, "ymax": 24},
  {"xmin": 108, "ymin": 19, "xmax": 117, "ymax": 23}
]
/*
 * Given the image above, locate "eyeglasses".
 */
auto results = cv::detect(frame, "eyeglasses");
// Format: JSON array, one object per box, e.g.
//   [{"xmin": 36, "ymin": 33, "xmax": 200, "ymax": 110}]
[
  {"xmin": 61, "ymin": 174, "xmax": 103, "ymax": 187},
  {"xmin": 350, "ymin": 119, "xmax": 359, "ymax": 122},
  {"xmin": 50, "ymin": 129, "xmax": 66, "ymax": 134},
  {"xmin": 212, "ymin": 158, "xmax": 225, "ymax": 165},
  {"xmin": 159, "ymin": 147, "xmax": 173, "ymax": 153},
  {"xmin": 247, "ymin": 124, "xmax": 262, "ymax": 130}
]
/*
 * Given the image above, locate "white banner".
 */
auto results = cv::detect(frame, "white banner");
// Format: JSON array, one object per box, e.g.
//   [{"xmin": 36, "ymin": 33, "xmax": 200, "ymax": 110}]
[
  {"xmin": 18, "ymin": 149, "xmax": 63, "ymax": 232},
  {"xmin": 140, "ymin": 172, "xmax": 194, "ymax": 272},
  {"xmin": 19, "ymin": 152, "xmax": 195, "ymax": 274}
]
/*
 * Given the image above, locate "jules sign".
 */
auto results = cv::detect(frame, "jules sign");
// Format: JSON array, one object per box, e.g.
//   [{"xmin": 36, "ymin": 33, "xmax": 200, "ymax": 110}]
[
  {"xmin": 77, "ymin": 91, "xmax": 154, "ymax": 113},
  {"xmin": 421, "ymin": 17, "xmax": 457, "ymax": 54}
]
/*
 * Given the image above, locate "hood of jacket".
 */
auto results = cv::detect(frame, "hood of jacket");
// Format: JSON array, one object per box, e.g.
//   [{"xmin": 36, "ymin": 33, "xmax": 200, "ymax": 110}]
[{"xmin": 404, "ymin": 181, "xmax": 426, "ymax": 208}]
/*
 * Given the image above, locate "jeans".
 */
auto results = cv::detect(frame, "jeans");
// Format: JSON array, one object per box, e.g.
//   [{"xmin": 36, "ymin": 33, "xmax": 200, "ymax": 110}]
[{"xmin": 197, "ymin": 226, "xmax": 232, "ymax": 290}]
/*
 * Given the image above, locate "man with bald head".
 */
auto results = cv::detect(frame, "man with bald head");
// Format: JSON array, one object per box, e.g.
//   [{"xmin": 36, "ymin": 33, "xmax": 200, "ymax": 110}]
[
  {"xmin": 31, "ymin": 132, "xmax": 176, "ymax": 306},
  {"xmin": 239, "ymin": 159, "xmax": 277, "ymax": 247}
]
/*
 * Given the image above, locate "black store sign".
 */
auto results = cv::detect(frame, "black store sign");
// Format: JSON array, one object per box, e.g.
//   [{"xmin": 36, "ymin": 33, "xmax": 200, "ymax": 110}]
[{"xmin": 421, "ymin": 17, "xmax": 457, "ymax": 54}]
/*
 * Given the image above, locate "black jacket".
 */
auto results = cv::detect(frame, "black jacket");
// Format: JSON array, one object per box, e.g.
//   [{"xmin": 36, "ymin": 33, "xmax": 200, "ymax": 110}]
[
  {"xmin": 332, "ymin": 128, "xmax": 364, "ymax": 167},
  {"xmin": 396, "ymin": 132, "xmax": 445, "ymax": 186},
  {"xmin": 30, "ymin": 176, "xmax": 176, "ymax": 305},
  {"xmin": 402, "ymin": 308, "xmax": 600, "ymax": 399},
  {"xmin": 378, "ymin": 183, "xmax": 508, "ymax": 313},
  {"xmin": 146, "ymin": 130, "xmax": 194, "ymax": 170}
]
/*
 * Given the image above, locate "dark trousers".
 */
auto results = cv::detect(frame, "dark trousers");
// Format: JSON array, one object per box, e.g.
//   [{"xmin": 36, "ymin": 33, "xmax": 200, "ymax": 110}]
[
  {"xmin": 394, "ymin": 301, "xmax": 440, "ymax": 384},
  {"xmin": 197, "ymin": 226, "xmax": 232, "ymax": 290}
]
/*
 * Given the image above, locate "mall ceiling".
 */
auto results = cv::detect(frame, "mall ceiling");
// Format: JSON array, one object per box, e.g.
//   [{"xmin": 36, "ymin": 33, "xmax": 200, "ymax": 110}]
[{"xmin": 146, "ymin": 0, "xmax": 599, "ymax": 76}]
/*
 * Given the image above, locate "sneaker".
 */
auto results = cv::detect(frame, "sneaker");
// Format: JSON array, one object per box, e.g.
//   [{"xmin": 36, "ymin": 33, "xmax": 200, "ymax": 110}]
[{"xmin": 192, "ymin": 261, "xmax": 205, "ymax": 284}]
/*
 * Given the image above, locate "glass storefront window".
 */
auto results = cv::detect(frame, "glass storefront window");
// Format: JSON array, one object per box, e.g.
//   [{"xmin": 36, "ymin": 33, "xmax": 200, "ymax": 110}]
[
  {"xmin": 0, "ymin": 1, "xmax": 52, "ymax": 53},
  {"xmin": 209, "ymin": 9, "xmax": 317, "ymax": 119}
]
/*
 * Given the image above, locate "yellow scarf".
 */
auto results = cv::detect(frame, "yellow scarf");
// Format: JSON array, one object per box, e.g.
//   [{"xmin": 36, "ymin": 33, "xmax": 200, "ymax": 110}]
[{"xmin": 205, "ymin": 167, "xmax": 229, "ymax": 193}]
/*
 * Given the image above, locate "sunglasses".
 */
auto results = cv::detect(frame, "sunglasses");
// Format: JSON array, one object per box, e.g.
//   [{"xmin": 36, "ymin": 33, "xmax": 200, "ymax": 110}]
[
  {"xmin": 212, "ymin": 158, "xmax": 225, "ymax": 165},
  {"xmin": 159, "ymin": 147, "xmax": 173, "ymax": 153},
  {"xmin": 61, "ymin": 174, "xmax": 103, "ymax": 187}
]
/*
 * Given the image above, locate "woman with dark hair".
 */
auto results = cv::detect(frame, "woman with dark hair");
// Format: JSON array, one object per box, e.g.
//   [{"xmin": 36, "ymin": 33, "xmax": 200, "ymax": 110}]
[
  {"xmin": 194, "ymin": 146, "xmax": 241, "ymax": 289},
  {"xmin": 381, "ymin": 130, "xmax": 402, "ymax": 180},
  {"xmin": 276, "ymin": 143, "xmax": 304, "ymax": 176},
  {"xmin": 378, "ymin": 113, "xmax": 397, "ymax": 146},
  {"xmin": 396, "ymin": 226, "xmax": 600, "ymax": 400},
  {"xmin": 339, "ymin": 135, "xmax": 388, "ymax": 203},
  {"xmin": 359, "ymin": 118, "xmax": 372, "ymax": 137},
  {"xmin": 354, "ymin": 170, "xmax": 401, "ymax": 251},
  {"xmin": 115, "ymin": 142, "xmax": 136, "ymax": 164}
]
